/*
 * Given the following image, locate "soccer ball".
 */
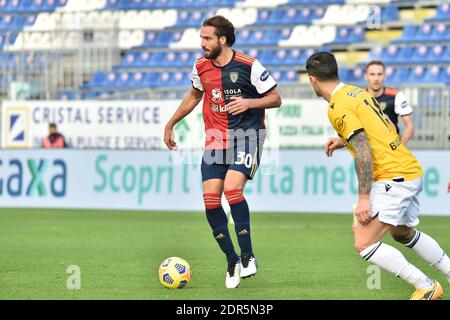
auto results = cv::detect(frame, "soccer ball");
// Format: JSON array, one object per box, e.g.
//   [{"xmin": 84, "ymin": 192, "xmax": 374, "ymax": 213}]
[{"xmin": 159, "ymin": 257, "xmax": 192, "ymax": 289}]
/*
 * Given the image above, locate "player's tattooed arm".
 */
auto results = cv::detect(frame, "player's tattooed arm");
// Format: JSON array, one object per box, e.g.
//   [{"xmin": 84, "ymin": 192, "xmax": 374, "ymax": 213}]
[
  {"xmin": 348, "ymin": 130, "xmax": 373, "ymax": 225},
  {"xmin": 347, "ymin": 130, "xmax": 373, "ymax": 196}
]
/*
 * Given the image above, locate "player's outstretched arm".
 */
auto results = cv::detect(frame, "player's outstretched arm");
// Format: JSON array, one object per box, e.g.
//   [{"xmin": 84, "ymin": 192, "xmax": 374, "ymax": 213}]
[
  {"xmin": 347, "ymin": 130, "xmax": 373, "ymax": 226},
  {"xmin": 226, "ymin": 88, "xmax": 282, "ymax": 116},
  {"xmin": 164, "ymin": 88, "xmax": 203, "ymax": 150}
]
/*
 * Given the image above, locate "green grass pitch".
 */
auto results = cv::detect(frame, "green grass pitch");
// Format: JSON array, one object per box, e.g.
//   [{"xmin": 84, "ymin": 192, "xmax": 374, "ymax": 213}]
[{"xmin": 0, "ymin": 209, "xmax": 449, "ymax": 300}]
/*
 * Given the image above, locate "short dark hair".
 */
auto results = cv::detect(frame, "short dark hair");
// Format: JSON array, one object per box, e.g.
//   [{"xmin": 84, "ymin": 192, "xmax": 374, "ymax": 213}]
[
  {"xmin": 365, "ymin": 60, "xmax": 385, "ymax": 73},
  {"xmin": 305, "ymin": 51, "xmax": 339, "ymax": 81},
  {"xmin": 203, "ymin": 15, "xmax": 235, "ymax": 47},
  {"xmin": 49, "ymin": 122, "xmax": 57, "ymax": 128}
]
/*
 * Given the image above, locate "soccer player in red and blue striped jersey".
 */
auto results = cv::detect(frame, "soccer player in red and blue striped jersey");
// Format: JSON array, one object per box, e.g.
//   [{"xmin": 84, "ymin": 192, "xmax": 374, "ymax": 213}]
[{"xmin": 164, "ymin": 15, "xmax": 282, "ymax": 288}]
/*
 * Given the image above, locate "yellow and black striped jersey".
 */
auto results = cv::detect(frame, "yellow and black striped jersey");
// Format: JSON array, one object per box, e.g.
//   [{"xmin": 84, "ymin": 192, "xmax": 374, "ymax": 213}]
[{"xmin": 328, "ymin": 83, "xmax": 423, "ymax": 181}]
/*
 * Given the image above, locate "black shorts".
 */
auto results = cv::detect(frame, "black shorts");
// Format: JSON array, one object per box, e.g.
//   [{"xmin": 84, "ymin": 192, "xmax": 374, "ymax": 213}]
[{"xmin": 201, "ymin": 136, "xmax": 264, "ymax": 182}]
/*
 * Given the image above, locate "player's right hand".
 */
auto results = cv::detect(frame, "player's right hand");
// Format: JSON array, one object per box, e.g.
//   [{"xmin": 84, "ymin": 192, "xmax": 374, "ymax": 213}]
[
  {"xmin": 164, "ymin": 125, "xmax": 177, "ymax": 150},
  {"xmin": 355, "ymin": 197, "xmax": 371, "ymax": 226},
  {"xmin": 325, "ymin": 137, "xmax": 345, "ymax": 157}
]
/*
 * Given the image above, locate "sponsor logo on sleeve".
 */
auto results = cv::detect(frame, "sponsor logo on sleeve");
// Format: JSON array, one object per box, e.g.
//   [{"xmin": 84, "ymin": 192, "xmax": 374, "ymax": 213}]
[{"xmin": 260, "ymin": 70, "xmax": 270, "ymax": 81}]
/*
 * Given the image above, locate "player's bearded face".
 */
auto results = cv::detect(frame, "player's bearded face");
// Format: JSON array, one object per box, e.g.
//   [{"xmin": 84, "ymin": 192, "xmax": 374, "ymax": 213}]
[{"xmin": 202, "ymin": 38, "xmax": 222, "ymax": 60}]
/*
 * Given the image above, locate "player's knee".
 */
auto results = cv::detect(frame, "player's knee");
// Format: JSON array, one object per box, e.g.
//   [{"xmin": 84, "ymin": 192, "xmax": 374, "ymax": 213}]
[
  {"xmin": 391, "ymin": 229, "xmax": 415, "ymax": 244},
  {"xmin": 203, "ymin": 193, "xmax": 222, "ymax": 210},
  {"xmin": 224, "ymin": 189, "xmax": 245, "ymax": 205}
]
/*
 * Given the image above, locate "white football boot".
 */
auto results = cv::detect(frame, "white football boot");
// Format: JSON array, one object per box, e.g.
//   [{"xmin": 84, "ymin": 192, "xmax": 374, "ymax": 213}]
[
  {"xmin": 240, "ymin": 255, "xmax": 258, "ymax": 278},
  {"xmin": 225, "ymin": 260, "xmax": 241, "ymax": 289}
]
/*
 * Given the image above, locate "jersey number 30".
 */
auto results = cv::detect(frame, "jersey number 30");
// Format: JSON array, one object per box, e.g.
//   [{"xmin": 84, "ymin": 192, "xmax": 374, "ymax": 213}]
[{"xmin": 235, "ymin": 151, "xmax": 253, "ymax": 168}]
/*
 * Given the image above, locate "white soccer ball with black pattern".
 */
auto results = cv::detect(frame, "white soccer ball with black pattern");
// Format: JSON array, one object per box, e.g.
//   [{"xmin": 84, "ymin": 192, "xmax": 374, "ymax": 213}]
[{"xmin": 159, "ymin": 257, "xmax": 192, "ymax": 289}]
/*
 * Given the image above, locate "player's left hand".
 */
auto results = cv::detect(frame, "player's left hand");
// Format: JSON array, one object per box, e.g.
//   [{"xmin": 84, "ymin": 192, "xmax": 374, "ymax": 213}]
[
  {"xmin": 226, "ymin": 96, "xmax": 251, "ymax": 116},
  {"xmin": 447, "ymin": 181, "xmax": 450, "ymax": 193}
]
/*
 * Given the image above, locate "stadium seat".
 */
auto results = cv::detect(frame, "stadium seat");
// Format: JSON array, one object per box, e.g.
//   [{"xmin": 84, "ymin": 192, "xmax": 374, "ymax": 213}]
[
  {"xmin": 441, "ymin": 65, "xmax": 450, "ymax": 84},
  {"xmin": 426, "ymin": 44, "xmax": 450, "ymax": 63},
  {"xmin": 331, "ymin": 26, "xmax": 364, "ymax": 45},
  {"xmin": 387, "ymin": 66, "xmax": 409, "ymax": 85},
  {"xmin": 431, "ymin": 3, "xmax": 450, "ymax": 21},
  {"xmin": 344, "ymin": 67, "xmax": 364, "ymax": 84},
  {"xmin": 410, "ymin": 45, "xmax": 428, "ymax": 64},
  {"xmin": 429, "ymin": 23, "xmax": 449, "ymax": 42},
  {"xmin": 415, "ymin": 24, "xmax": 434, "ymax": 42},
  {"xmin": 423, "ymin": 65, "xmax": 442, "ymax": 83},
  {"xmin": 393, "ymin": 25, "xmax": 417, "ymax": 43},
  {"xmin": 381, "ymin": 45, "xmax": 409, "ymax": 64},
  {"xmin": 408, "ymin": 65, "xmax": 426, "ymax": 83},
  {"xmin": 57, "ymin": 90, "xmax": 77, "ymax": 100}
]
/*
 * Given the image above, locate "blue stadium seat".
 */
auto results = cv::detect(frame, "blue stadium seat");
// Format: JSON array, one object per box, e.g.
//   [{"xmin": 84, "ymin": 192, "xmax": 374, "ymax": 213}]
[
  {"xmin": 24, "ymin": 0, "xmax": 66, "ymax": 12},
  {"xmin": 142, "ymin": 31, "xmax": 179, "ymax": 48},
  {"xmin": 0, "ymin": 52, "xmax": 14, "ymax": 68},
  {"xmin": 125, "ymin": 72, "xmax": 149, "ymax": 88},
  {"xmin": 160, "ymin": 51, "xmax": 194, "ymax": 67},
  {"xmin": 242, "ymin": 48, "xmax": 261, "ymax": 61},
  {"xmin": 1, "ymin": 0, "xmax": 21, "ymax": 13},
  {"xmin": 380, "ymin": 6, "xmax": 399, "ymax": 23},
  {"xmin": 408, "ymin": 65, "xmax": 426, "ymax": 83},
  {"xmin": 432, "ymin": 3, "xmax": 450, "ymax": 21},
  {"xmin": 286, "ymin": 48, "xmax": 304, "ymax": 65},
  {"xmin": 415, "ymin": 24, "xmax": 434, "ymax": 42},
  {"xmin": 429, "ymin": 23, "xmax": 449, "ymax": 42},
  {"xmin": 423, "ymin": 65, "xmax": 442, "ymax": 83},
  {"xmin": 57, "ymin": 90, "xmax": 77, "ymax": 100},
  {"xmin": 344, "ymin": 67, "xmax": 365, "ymax": 84},
  {"xmin": 393, "ymin": 25, "xmax": 417, "ymax": 43},
  {"xmin": 117, "ymin": 51, "xmax": 138, "ymax": 68},
  {"xmin": 338, "ymin": 67, "xmax": 350, "ymax": 83},
  {"xmin": 257, "ymin": 8, "xmax": 276, "ymax": 25},
  {"xmin": 368, "ymin": 46, "xmax": 383, "ymax": 61},
  {"xmin": 281, "ymin": 70, "xmax": 298, "ymax": 83},
  {"xmin": 427, "ymin": 45, "xmax": 448, "ymax": 63},
  {"xmin": 278, "ymin": 7, "xmax": 315, "ymax": 25},
  {"xmin": 155, "ymin": 72, "xmax": 173, "ymax": 87},
  {"xmin": 176, "ymin": 10, "xmax": 210, "ymax": 27},
  {"xmin": 386, "ymin": 66, "xmax": 409, "ymax": 84},
  {"xmin": 332, "ymin": 26, "xmax": 364, "ymax": 45},
  {"xmin": 84, "ymin": 72, "xmax": 107, "ymax": 89},
  {"xmin": 441, "ymin": 66, "xmax": 450, "ymax": 84},
  {"xmin": 380, "ymin": 45, "xmax": 401, "ymax": 64},
  {"xmin": 410, "ymin": 45, "xmax": 428, "ymax": 64}
]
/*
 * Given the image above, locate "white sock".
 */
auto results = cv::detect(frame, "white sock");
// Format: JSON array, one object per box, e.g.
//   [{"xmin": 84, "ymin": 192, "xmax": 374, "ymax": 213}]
[
  {"xmin": 360, "ymin": 242, "xmax": 432, "ymax": 289},
  {"xmin": 406, "ymin": 230, "xmax": 450, "ymax": 282}
]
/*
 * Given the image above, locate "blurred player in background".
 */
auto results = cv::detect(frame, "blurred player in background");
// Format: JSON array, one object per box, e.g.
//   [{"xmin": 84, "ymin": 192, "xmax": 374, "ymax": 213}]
[
  {"xmin": 42, "ymin": 123, "xmax": 67, "ymax": 148},
  {"xmin": 365, "ymin": 60, "xmax": 414, "ymax": 144},
  {"xmin": 164, "ymin": 15, "xmax": 282, "ymax": 288},
  {"xmin": 306, "ymin": 52, "xmax": 450, "ymax": 300}
]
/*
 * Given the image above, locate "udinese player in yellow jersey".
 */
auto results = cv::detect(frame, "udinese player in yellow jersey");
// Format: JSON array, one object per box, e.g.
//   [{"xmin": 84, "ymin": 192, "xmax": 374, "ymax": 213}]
[{"xmin": 306, "ymin": 52, "xmax": 450, "ymax": 300}]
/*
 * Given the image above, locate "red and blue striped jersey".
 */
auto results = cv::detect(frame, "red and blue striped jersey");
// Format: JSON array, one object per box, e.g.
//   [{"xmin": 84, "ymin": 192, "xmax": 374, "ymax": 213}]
[{"xmin": 191, "ymin": 50, "xmax": 277, "ymax": 149}]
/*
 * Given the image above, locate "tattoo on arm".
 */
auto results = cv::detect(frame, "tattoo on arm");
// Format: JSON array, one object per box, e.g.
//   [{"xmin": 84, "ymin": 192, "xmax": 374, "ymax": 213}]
[{"xmin": 347, "ymin": 131, "xmax": 373, "ymax": 195}]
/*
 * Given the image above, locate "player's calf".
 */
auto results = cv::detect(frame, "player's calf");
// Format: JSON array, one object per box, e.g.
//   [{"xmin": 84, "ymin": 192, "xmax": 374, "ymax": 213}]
[{"xmin": 399, "ymin": 229, "xmax": 450, "ymax": 284}]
